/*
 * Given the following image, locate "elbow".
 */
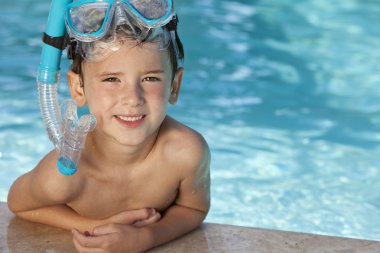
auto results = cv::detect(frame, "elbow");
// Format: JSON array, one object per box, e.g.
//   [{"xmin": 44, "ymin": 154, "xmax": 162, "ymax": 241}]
[
  {"xmin": 7, "ymin": 176, "xmax": 28, "ymax": 213},
  {"xmin": 7, "ymin": 190, "xmax": 21, "ymax": 214},
  {"xmin": 7, "ymin": 193, "xmax": 39, "ymax": 221},
  {"xmin": 7, "ymin": 187, "xmax": 17, "ymax": 213},
  {"xmin": 192, "ymin": 206, "xmax": 209, "ymax": 226},
  {"xmin": 7, "ymin": 201, "xmax": 15, "ymax": 214},
  {"xmin": 6, "ymin": 202, "xmax": 33, "ymax": 222},
  {"xmin": 7, "ymin": 204, "xmax": 24, "ymax": 218},
  {"xmin": 7, "ymin": 183, "xmax": 32, "ymax": 214},
  {"xmin": 199, "ymin": 208, "xmax": 209, "ymax": 224},
  {"xmin": 7, "ymin": 198, "xmax": 20, "ymax": 215},
  {"xmin": 200, "ymin": 196, "xmax": 211, "ymax": 222}
]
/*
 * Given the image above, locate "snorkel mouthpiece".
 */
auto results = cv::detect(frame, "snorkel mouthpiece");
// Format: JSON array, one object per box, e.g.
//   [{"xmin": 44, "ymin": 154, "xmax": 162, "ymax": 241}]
[
  {"xmin": 58, "ymin": 99, "xmax": 96, "ymax": 175},
  {"xmin": 38, "ymin": 0, "xmax": 96, "ymax": 175}
]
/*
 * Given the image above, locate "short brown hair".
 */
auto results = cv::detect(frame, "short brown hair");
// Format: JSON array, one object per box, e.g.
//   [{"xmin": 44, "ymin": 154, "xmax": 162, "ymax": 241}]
[{"xmin": 69, "ymin": 23, "xmax": 184, "ymax": 84}]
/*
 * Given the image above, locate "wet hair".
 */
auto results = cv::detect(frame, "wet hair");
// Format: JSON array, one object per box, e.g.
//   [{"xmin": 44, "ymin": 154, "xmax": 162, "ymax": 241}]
[{"xmin": 68, "ymin": 20, "xmax": 184, "ymax": 86}]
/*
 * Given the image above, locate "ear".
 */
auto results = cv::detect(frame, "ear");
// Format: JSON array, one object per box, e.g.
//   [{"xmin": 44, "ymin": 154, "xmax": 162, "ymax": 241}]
[
  {"xmin": 169, "ymin": 68, "xmax": 184, "ymax": 104},
  {"xmin": 67, "ymin": 70, "xmax": 86, "ymax": 107}
]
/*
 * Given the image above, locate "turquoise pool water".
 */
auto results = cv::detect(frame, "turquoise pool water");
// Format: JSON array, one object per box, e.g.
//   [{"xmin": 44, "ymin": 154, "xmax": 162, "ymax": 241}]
[{"xmin": 1, "ymin": 0, "xmax": 380, "ymax": 241}]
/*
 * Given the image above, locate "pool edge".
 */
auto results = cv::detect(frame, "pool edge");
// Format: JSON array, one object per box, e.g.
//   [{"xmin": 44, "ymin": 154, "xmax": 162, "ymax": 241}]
[{"xmin": 1, "ymin": 202, "xmax": 379, "ymax": 252}]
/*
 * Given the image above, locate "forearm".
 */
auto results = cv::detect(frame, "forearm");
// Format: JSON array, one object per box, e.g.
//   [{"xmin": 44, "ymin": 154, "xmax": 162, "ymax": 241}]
[
  {"xmin": 143, "ymin": 204, "xmax": 207, "ymax": 250},
  {"xmin": 13, "ymin": 204, "xmax": 100, "ymax": 233}
]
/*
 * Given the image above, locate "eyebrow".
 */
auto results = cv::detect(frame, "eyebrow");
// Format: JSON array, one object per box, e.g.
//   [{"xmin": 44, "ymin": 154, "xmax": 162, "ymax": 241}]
[
  {"xmin": 96, "ymin": 69, "xmax": 165, "ymax": 77},
  {"xmin": 97, "ymin": 71, "xmax": 123, "ymax": 77},
  {"xmin": 141, "ymin": 69, "xmax": 165, "ymax": 75}
]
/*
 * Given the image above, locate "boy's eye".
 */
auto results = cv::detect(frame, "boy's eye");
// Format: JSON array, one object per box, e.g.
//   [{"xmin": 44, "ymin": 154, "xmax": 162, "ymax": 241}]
[
  {"xmin": 103, "ymin": 77, "xmax": 119, "ymax": 82},
  {"xmin": 143, "ymin": 76, "xmax": 160, "ymax": 82}
]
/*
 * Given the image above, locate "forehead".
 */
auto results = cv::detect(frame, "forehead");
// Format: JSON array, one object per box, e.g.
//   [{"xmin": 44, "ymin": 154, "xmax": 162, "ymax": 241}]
[
  {"xmin": 87, "ymin": 37, "xmax": 168, "ymax": 59},
  {"xmin": 83, "ymin": 39, "xmax": 171, "ymax": 71}
]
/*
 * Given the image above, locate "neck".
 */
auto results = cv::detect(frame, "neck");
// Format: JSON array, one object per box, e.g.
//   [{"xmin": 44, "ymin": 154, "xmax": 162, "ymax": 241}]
[{"xmin": 82, "ymin": 127, "xmax": 160, "ymax": 171}]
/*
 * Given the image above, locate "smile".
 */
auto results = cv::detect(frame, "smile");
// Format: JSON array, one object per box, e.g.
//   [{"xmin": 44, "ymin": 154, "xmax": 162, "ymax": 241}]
[
  {"xmin": 115, "ymin": 114, "xmax": 146, "ymax": 128},
  {"xmin": 116, "ymin": 115, "xmax": 145, "ymax": 122}
]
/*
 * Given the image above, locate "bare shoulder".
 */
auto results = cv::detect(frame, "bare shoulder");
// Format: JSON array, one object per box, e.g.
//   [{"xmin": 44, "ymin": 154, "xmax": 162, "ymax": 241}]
[
  {"xmin": 159, "ymin": 116, "xmax": 211, "ymax": 213},
  {"xmin": 8, "ymin": 150, "xmax": 86, "ymax": 212},
  {"xmin": 29, "ymin": 150, "xmax": 85, "ymax": 203},
  {"xmin": 160, "ymin": 116, "xmax": 211, "ymax": 177}
]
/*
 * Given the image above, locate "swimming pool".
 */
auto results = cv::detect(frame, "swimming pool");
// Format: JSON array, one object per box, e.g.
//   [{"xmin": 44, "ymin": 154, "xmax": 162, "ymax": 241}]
[{"xmin": 1, "ymin": 0, "xmax": 380, "ymax": 241}]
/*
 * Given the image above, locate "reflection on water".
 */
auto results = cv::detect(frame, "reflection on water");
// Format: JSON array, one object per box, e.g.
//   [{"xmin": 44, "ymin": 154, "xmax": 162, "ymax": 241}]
[
  {"xmin": 0, "ymin": 0, "xmax": 380, "ymax": 240},
  {"xmin": 175, "ymin": 0, "xmax": 380, "ymax": 240}
]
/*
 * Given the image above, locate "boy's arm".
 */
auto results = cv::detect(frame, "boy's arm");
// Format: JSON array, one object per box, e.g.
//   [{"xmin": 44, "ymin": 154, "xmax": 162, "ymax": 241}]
[
  {"xmin": 7, "ymin": 151, "xmax": 93, "ymax": 231},
  {"xmin": 14, "ymin": 204, "xmax": 102, "ymax": 232},
  {"xmin": 8, "ymin": 151, "xmax": 81, "ymax": 212},
  {"xmin": 15, "ymin": 204, "xmax": 161, "ymax": 234},
  {"xmin": 73, "ymin": 204, "xmax": 208, "ymax": 252},
  {"xmin": 8, "ymin": 151, "xmax": 160, "ymax": 233},
  {"xmin": 144, "ymin": 135, "xmax": 211, "ymax": 248},
  {"xmin": 142, "ymin": 203, "xmax": 209, "ymax": 250}
]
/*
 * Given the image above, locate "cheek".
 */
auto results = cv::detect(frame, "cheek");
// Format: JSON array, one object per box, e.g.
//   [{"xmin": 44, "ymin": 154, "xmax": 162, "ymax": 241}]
[
  {"xmin": 85, "ymin": 87, "xmax": 115, "ymax": 114},
  {"xmin": 146, "ymin": 84, "xmax": 171, "ymax": 106}
]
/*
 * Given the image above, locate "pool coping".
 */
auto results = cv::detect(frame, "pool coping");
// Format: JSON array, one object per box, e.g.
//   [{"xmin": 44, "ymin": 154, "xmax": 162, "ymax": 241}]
[{"xmin": 1, "ymin": 202, "xmax": 379, "ymax": 253}]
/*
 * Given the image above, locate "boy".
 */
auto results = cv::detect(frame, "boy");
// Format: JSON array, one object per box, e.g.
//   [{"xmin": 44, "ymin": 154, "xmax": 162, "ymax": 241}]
[{"xmin": 7, "ymin": 1, "xmax": 210, "ymax": 252}]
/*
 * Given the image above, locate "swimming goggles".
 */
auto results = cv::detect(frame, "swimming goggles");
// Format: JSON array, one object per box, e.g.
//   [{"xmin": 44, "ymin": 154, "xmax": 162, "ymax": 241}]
[{"xmin": 65, "ymin": 0, "xmax": 174, "ymax": 42}]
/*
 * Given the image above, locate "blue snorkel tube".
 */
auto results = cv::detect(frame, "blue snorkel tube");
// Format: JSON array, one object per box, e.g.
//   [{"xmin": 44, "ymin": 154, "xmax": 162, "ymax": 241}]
[{"xmin": 38, "ymin": 0, "xmax": 96, "ymax": 175}]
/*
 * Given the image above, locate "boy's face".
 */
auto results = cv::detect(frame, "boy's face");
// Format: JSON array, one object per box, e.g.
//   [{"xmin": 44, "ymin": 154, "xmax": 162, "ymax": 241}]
[{"xmin": 68, "ymin": 40, "xmax": 183, "ymax": 146}]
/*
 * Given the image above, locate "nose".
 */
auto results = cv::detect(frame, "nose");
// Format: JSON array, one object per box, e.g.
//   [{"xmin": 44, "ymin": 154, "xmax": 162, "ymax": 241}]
[{"xmin": 120, "ymin": 83, "xmax": 145, "ymax": 107}]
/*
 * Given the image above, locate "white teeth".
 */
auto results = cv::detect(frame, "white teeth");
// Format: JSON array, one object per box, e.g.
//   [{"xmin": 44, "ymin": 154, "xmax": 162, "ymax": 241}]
[{"xmin": 117, "ymin": 115, "xmax": 144, "ymax": 122}]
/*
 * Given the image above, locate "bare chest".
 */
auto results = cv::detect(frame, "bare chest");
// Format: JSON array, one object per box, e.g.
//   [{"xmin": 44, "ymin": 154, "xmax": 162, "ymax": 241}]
[{"xmin": 68, "ymin": 166, "xmax": 179, "ymax": 219}]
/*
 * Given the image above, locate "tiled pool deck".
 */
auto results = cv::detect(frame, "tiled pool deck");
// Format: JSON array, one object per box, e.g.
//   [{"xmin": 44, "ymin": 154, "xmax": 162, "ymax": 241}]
[{"xmin": 0, "ymin": 202, "xmax": 379, "ymax": 253}]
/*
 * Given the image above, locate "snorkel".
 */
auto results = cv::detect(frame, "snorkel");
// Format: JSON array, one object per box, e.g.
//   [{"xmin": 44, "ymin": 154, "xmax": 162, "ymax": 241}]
[{"xmin": 37, "ymin": 0, "xmax": 96, "ymax": 175}]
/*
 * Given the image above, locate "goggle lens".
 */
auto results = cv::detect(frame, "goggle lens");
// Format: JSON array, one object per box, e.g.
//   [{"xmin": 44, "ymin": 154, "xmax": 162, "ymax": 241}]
[
  {"xmin": 128, "ymin": 0, "xmax": 169, "ymax": 20},
  {"xmin": 66, "ymin": 0, "xmax": 174, "ymax": 42},
  {"xmin": 69, "ymin": 3, "xmax": 109, "ymax": 35}
]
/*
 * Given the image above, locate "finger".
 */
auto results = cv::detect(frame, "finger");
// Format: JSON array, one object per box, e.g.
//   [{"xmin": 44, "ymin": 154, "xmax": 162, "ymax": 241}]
[
  {"xmin": 133, "ymin": 212, "xmax": 161, "ymax": 227},
  {"xmin": 109, "ymin": 208, "xmax": 155, "ymax": 224},
  {"xmin": 73, "ymin": 236, "xmax": 104, "ymax": 253},
  {"xmin": 72, "ymin": 229, "xmax": 108, "ymax": 249}
]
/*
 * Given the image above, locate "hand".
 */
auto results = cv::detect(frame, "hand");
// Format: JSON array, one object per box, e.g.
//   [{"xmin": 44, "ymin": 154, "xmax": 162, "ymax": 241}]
[
  {"xmin": 103, "ymin": 208, "xmax": 161, "ymax": 228},
  {"xmin": 72, "ymin": 224, "xmax": 151, "ymax": 253}
]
